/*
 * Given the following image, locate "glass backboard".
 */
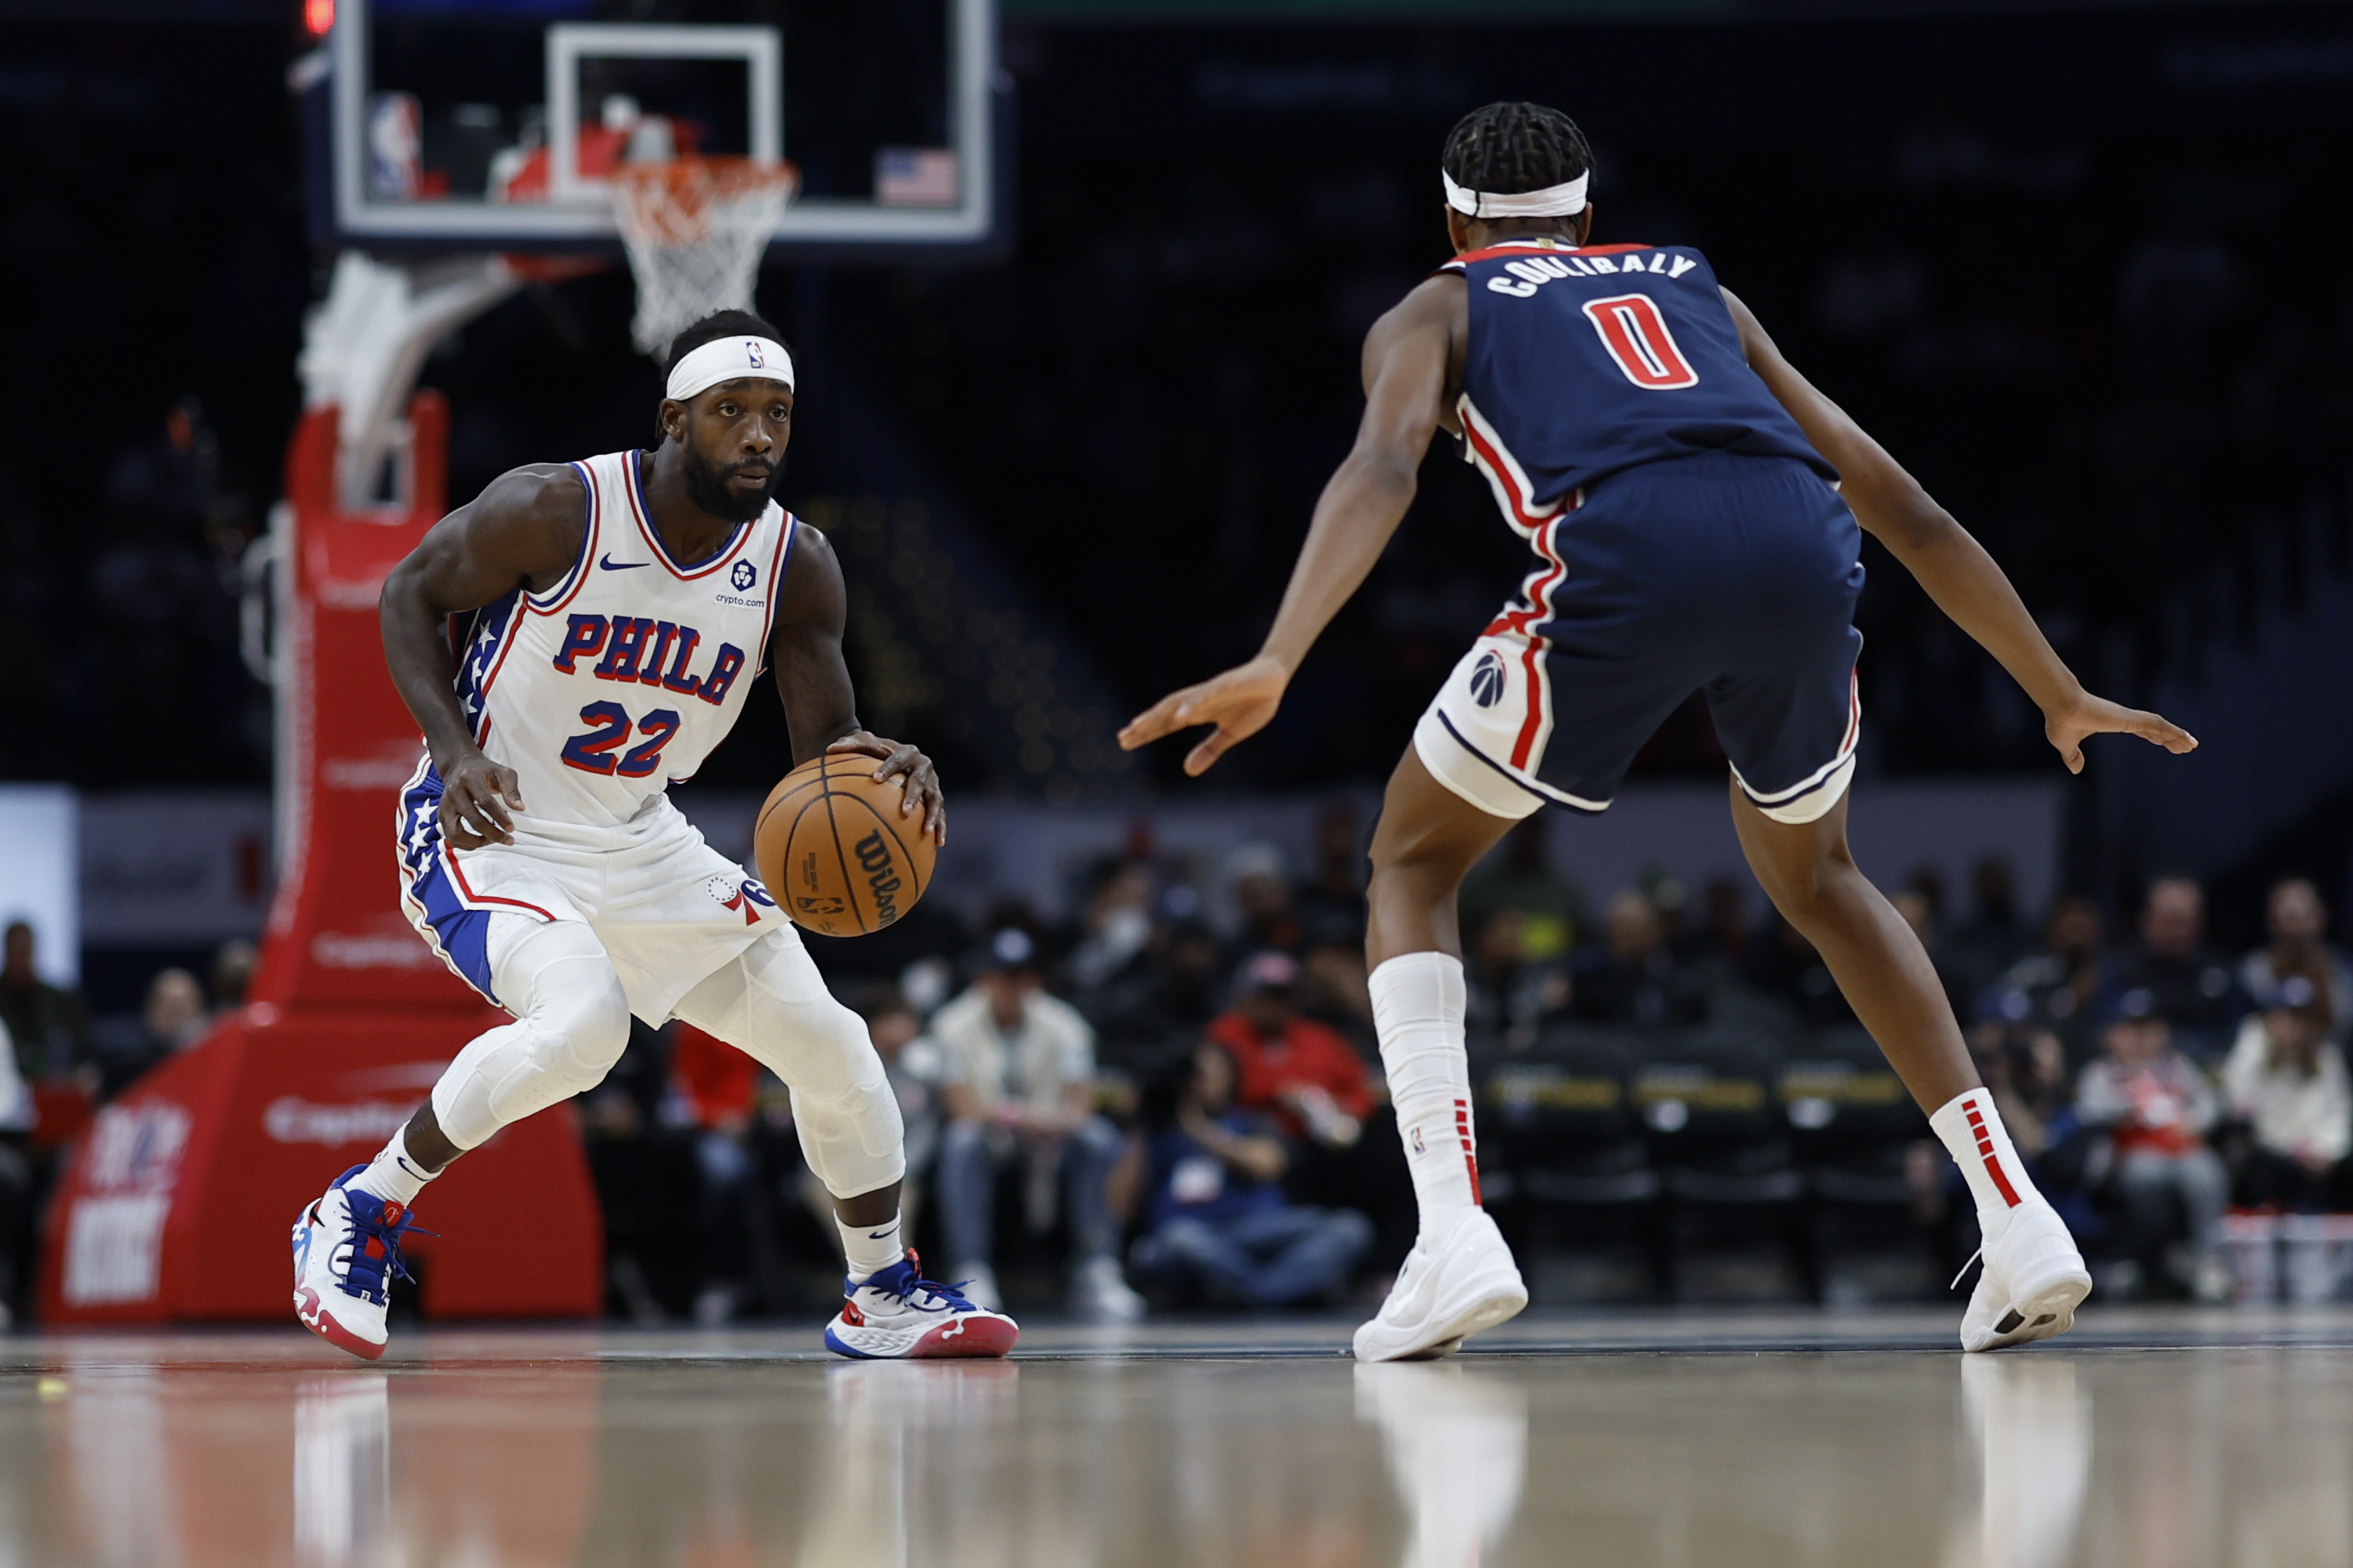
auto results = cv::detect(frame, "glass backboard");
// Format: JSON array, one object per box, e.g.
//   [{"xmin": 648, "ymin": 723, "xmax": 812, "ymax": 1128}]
[{"xmin": 313, "ymin": 0, "xmax": 998, "ymax": 254}]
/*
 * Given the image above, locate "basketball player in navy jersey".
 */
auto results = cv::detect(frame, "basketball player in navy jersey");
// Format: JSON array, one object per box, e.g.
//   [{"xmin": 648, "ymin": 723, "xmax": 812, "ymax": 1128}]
[
  {"xmin": 290, "ymin": 309, "xmax": 1015, "ymax": 1361},
  {"xmin": 1121, "ymin": 103, "xmax": 2195, "ymax": 1359}
]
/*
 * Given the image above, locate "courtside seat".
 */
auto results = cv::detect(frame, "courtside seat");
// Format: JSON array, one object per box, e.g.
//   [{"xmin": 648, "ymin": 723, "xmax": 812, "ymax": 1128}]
[
  {"xmin": 1783, "ymin": 1026, "xmax": 1937, "ymax": 1301},
  {"xmin": 1483, "ymin": 1025, "xmax": 1659, "ymax": 1205},
  {"xmin": 1483, "ymin": 1025, "xmax": 1662, "ymax": 1301},
  {"xmin": 1639, "ymin": 1029, "xmax": 1807, "ymax": 1301},
  {"xmin": 1780, "ymin": 1026, "xmax": 1927, "ymax": 1200}
]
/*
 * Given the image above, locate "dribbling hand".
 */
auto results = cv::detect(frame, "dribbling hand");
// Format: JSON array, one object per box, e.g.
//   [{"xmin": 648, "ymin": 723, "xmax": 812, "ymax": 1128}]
[
  {"xmin": 826, "ymin": 731, "xmax": 947, "ymax": 846},
  {"xmin": 439, "ymin": 750, "xmax": 525, "ymax": 848},
  {"xmin": 2043, "ymin": 690, "xmax": 2197, "ymax": 775},
  {"xmin": 1117, "ymin": 655, "xmax": 1289, "ymax": 776}
]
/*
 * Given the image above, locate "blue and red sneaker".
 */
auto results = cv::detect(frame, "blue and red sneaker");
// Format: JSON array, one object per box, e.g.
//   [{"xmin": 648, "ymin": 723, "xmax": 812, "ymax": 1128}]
[
  {"xmin": 824, "ymin": 1250, "xmax": 1019, "ymax": 1359},
  {"xmin": 292, "ymin": 1164, "xmax": 427, "ymax": 1361}
]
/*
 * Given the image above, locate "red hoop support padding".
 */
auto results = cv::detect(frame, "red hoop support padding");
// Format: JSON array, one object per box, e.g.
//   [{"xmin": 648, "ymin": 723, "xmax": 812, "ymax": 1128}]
[{"xmin": 38, "ymin": 395, "xmax": 602, "ymax": 1325}]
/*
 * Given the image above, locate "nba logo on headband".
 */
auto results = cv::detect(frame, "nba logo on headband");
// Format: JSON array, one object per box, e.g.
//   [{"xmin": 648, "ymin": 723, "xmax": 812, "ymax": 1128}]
[{"xmin": 745, "ymin": 339, "xmax": 765, "ymax": 368}]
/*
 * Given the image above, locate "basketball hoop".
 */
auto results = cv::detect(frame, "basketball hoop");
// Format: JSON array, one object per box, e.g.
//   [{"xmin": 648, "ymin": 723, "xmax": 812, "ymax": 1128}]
[{"xmin": 609, "ymin": 155, "xmax": 799, "ymax": 358}]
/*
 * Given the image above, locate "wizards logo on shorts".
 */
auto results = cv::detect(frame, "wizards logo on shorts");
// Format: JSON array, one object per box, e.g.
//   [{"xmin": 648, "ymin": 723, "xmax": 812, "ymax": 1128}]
[
  {"xmin": 730, "ymin": 560, "xmax": 757, "ymax": 592},
  {"xmin": 1469, "ymin": 651, "xmax": 1508, "ymax": 709}
]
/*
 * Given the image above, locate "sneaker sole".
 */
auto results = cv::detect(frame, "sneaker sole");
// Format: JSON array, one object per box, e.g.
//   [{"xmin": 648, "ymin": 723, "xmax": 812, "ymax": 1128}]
[
  {"xmin": 294, "ymin": 1287, "xmax": 388, "ymax": 1362},
  {"xmin": 1353, "ymin": 1272, "xmax": 1528, "ymax": 1363},
  {"xmin": 825, "ymin": 1312, "xmax": 1019, "ymax": 1360},
  {"xmin": 1970, "ymin": 1266, "xmax": 2093, "ymax": 1352}
]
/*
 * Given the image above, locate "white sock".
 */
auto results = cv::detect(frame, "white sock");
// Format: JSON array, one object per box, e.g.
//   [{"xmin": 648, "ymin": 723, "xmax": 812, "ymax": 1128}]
[
  {"xmin": 1930, "ymin": 1088, "xmax": 2043, "ymax": 1240},
  {"xmin": 362, "ymin": 1126, "xmax": 438, "ymax": 1207},
  {"xmin": 838, "ymin": 1212, "xmax": 905, "ymax": 1283},
  {"xmin": 1371, "ymin": 952, "xmax": 1482, "ymax": 1249}
]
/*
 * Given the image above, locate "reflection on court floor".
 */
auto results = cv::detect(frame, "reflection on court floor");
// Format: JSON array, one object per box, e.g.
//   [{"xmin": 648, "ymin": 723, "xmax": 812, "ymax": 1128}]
[{"xmin": 3, "ymin": 1310, "xmax": 2351, "ymax": 1565}]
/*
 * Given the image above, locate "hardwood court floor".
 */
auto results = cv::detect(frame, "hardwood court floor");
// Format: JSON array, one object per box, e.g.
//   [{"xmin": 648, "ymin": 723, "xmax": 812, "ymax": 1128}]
[{"xmin": 3, "ymin": 1307, "xmax": 2351, "ymax": 1566}]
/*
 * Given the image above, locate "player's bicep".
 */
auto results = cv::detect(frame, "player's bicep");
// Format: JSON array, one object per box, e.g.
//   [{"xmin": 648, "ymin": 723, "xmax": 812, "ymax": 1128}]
[{"xmin": 768, "ymin": 528, "xmax": 857, "ymax": 759}]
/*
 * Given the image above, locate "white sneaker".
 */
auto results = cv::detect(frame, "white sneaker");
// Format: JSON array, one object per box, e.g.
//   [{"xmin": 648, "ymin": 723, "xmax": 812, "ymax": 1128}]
[
  {"xmin": 825, "ymin": 1251, "xmax": 1019, "ymax": 1359},
  {"xmin": 1073, "ymin": 1254, "xmax": 1146, "ymax": 1323},
  {"xmin": 1959, "ymin": 1196, "xmax": 2093, "ymax": 1352},
  {"xmin": 292, "ymin": 1164, "xmax": 426, "ymax": 1362},
  {"xmin": 1353, "ymin": 1210, "xmax": 1527, "ymax": 1363}
]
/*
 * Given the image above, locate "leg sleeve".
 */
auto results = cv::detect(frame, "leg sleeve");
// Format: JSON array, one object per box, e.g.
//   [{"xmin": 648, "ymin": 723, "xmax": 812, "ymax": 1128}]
[
  {"xmin": 670, "ymin": 927, "xmax": 906, "ymax": 1200},
  {"xmin": 430, "ymin": 915, "xmax": 633, "ymax": 1152}
]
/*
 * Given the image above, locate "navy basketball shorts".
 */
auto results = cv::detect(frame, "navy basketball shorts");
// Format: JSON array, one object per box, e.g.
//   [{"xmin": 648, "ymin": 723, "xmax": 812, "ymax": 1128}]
[{"xmin": 1414, "ymin": 451, "xmax": 1865, "ymax": 824}]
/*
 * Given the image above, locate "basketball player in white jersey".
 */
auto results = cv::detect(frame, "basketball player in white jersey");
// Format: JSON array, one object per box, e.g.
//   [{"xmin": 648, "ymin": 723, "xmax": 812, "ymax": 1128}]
[{"xmin": 291, "ymin": 310, "xmax": 1015, "ymax": 1362}]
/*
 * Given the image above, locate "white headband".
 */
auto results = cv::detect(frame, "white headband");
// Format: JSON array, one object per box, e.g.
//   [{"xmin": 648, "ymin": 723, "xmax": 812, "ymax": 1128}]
[
  {"xmin": 666, "ymin": 336, "xmax": 795, "ymax": 402},
  {"xmin": 1443, "ymin": 169, "xmax": 1589, "ymax": 220}
]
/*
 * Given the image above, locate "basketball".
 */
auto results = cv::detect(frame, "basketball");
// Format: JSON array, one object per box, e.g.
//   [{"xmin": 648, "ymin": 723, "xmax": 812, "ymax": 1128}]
[{"xmin": 753, "ymin": 751, "xmax": 935, "ymax": 937}]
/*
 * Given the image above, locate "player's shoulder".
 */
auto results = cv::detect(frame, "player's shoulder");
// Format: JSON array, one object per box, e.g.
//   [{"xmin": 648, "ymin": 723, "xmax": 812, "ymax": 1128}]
[
  {"xmin": 1367, "ymin": 271, "xmax": 1465, "ymax": 342},
  {"xmin": 473, "ymin": 461, "xmax": 590, "ymax": 528}
]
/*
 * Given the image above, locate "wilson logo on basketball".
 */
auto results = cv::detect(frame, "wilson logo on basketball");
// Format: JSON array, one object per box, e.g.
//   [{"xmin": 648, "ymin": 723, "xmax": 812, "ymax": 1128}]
[
  {"xmin": 855, "ymin": 830, "xmax": 903, "ymax": 925},
  {"xmin": 1469, "ymin": 651, "xmax": 1507, "ymax": 708}
]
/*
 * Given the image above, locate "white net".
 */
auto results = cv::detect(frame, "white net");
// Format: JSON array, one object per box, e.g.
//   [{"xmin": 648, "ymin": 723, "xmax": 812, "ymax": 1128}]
[{"xmin": 609, "ymin": 157, "xmax": 798, "ymax": 358}]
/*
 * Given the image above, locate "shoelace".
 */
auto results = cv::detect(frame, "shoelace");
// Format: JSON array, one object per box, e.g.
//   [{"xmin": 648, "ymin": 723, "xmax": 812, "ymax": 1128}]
[
  {"xmin": 336, "ymin": 1197, "xmax": 434, "ymax": 1305},
  {"xmin": 1948, "ymin": 1247, "xmax": 1984, "ymax": 1293},
  {"xmin": 864, "ymin": 1265, "xmax": 982, "ymax": 1315}
]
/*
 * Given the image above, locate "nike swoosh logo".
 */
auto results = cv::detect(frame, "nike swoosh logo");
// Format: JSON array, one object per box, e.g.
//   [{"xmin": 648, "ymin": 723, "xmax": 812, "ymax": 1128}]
[
  {"xmin": 868, "ymin": 1229, "xmax": 896, "ymax": 1240},
  {"xmin": 599, "ymin": 554, "xmax": 650, "ymax": 570}
]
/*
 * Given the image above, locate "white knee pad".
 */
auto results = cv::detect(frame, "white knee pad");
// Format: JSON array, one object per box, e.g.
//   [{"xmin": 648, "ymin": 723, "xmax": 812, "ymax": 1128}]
[
  {"xmin": 673, "ymin": 930, "xmax": 905, "ymax": 1199},
  {"xmin": 431, "ymin": 917, "xmax": 632, "ymax": 1151}
]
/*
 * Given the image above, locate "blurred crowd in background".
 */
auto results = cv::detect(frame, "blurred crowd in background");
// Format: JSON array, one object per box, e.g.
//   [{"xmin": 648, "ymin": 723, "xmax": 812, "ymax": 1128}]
[
  {"xmin": 8, "ymin": 820, "xmax": 2350, "ymax": 1325},
  {"xmin": 3, "ymin": 9, "xmax": 2351, "ymax": 1325}
]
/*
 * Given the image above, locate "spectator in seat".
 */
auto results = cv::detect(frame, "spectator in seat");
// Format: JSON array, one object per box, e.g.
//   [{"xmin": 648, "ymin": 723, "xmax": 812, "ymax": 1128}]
[
  {"xmin": 2075, "ymin": 989, "xmax": 2231, "ymax": 1301},
  {"xmin": 1459, "ymin": 814, "xmax": 1585, "ymax": 964},
  {"xmin": 1207, "ymin": 951, "xmax": 1374, "ymax": 1150},
  {"xmin": 1994, "ymin": 896, "xmax": 2115, "ymax": 1065},
  {"xmin": 209, "ymin": 938, "xmax": 258, "ymax": 1022},
  {"xmin": 931, "ymin": 927, "xmax": 1143, "ymax": 1321},
  {"xmin": 1951, "ymin": 856, "xmax": 2032, "ymax": 978},
  {"xmin": 2115, "ymin": 877, "xmax": 2244, "ymax": 1063},
  {"xmin": 0, "ymin": 921, "xmax": 91, "ymax": 1088},
  {"xmin": 1571, "ymin": 888, "xmax": 1708, "ymax": 1031},
  {"xmin": 2222, "ymin": 972, "xmax": 2350, "ymax": 1213},
  {"xmin": 1291, "ymin": 801, "xmax": 1369, "ymax": 951},
  {"xmin": 1118, "ymin": 1043, "xmax": 1372, "ymax": 1308},
  {"xmin": 2239, "ymin": 877, "xmax": 2353, "ymax": 1039},
  {"xmin": 666, "ymin": 1021, "xmax": 761, "ymax": 1325},
  {"xmin": 1226, "ymin": 844, "xmax": 1303, "ymax": 958},
  {"xmin": 0, "ymin": 1019, "xmax": 30, "ymax": 1327}
]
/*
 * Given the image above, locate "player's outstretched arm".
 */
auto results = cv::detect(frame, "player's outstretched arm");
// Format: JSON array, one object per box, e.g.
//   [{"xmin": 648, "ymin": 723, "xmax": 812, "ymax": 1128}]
[
  {"xmin": 379, "ymin": 464, "xmax": 587, "ymax": 848},
  {"xmin": 1722, "ymin": 288, "xmax": 2197, "ymax": 775},
  {"xmin": 1118, "ymin": 277, "xmax": 1459, "ymax": 775},
  {"xmin": 769, "ymin": 526, "xmax": 945, "ymax": 845}
]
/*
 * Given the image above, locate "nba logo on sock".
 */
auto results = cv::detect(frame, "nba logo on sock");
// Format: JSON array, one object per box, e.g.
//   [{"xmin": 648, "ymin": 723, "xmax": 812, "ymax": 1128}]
[
  {"xmin": 1410, "ymin": 1125, "xmax": 1426, "ymax": 1156},
  {"xmin": 1469, "ymin": 652, "xmax": 1506, "ymax": 708}
]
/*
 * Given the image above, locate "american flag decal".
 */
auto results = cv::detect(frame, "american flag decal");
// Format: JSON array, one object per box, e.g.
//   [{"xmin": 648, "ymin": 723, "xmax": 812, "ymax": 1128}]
[{"xmin": 876, "ymin": 147, "xmax": 958, "ymax": 208}]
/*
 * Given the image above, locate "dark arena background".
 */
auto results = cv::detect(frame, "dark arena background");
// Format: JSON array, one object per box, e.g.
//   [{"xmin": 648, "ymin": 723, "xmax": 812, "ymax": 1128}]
[{"xmin": 3, "ymin": 0, "xmax": 2353, "ymax": 1562}]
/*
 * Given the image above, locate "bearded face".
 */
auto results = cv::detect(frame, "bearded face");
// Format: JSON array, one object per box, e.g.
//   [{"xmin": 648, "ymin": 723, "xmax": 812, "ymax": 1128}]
[{"xmin": 680, "ymin": 443, "xmax": 783, "ymax": 523}]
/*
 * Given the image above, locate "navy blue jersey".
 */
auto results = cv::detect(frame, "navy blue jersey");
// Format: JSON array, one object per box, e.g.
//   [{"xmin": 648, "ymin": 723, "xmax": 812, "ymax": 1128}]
[{"xmin": 1442, "ymin": 241, "xmax": 1836, "ymax": 510}]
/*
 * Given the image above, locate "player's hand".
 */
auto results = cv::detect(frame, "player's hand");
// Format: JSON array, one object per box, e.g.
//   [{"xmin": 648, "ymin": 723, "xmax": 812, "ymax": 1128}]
[
  {"xmin": 2043, "ymin": 690, "xmax": 2197, "ymax": 775},
  {"xmin": 1117, "ymin": 655, "xmax": 1289, "ymax": 776},
  {"xmin": 439, "ymin": 749, "xmax": 524, "ymax": 848},
  {"xmin": 828, "ymin": 731, "xmax": 946, "ymax": 847}
]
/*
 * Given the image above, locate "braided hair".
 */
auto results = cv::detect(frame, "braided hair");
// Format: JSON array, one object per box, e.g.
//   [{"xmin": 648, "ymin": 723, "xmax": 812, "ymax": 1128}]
[{"xmin": 1441, "ymin": 102, "xmax": 1592, "ymax": 201}]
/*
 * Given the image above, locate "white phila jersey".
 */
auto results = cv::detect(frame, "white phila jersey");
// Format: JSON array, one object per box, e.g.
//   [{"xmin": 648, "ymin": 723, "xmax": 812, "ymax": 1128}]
[{"xmin": 448, "ymin": 448, "xmax": 797, "ymax": 829}]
